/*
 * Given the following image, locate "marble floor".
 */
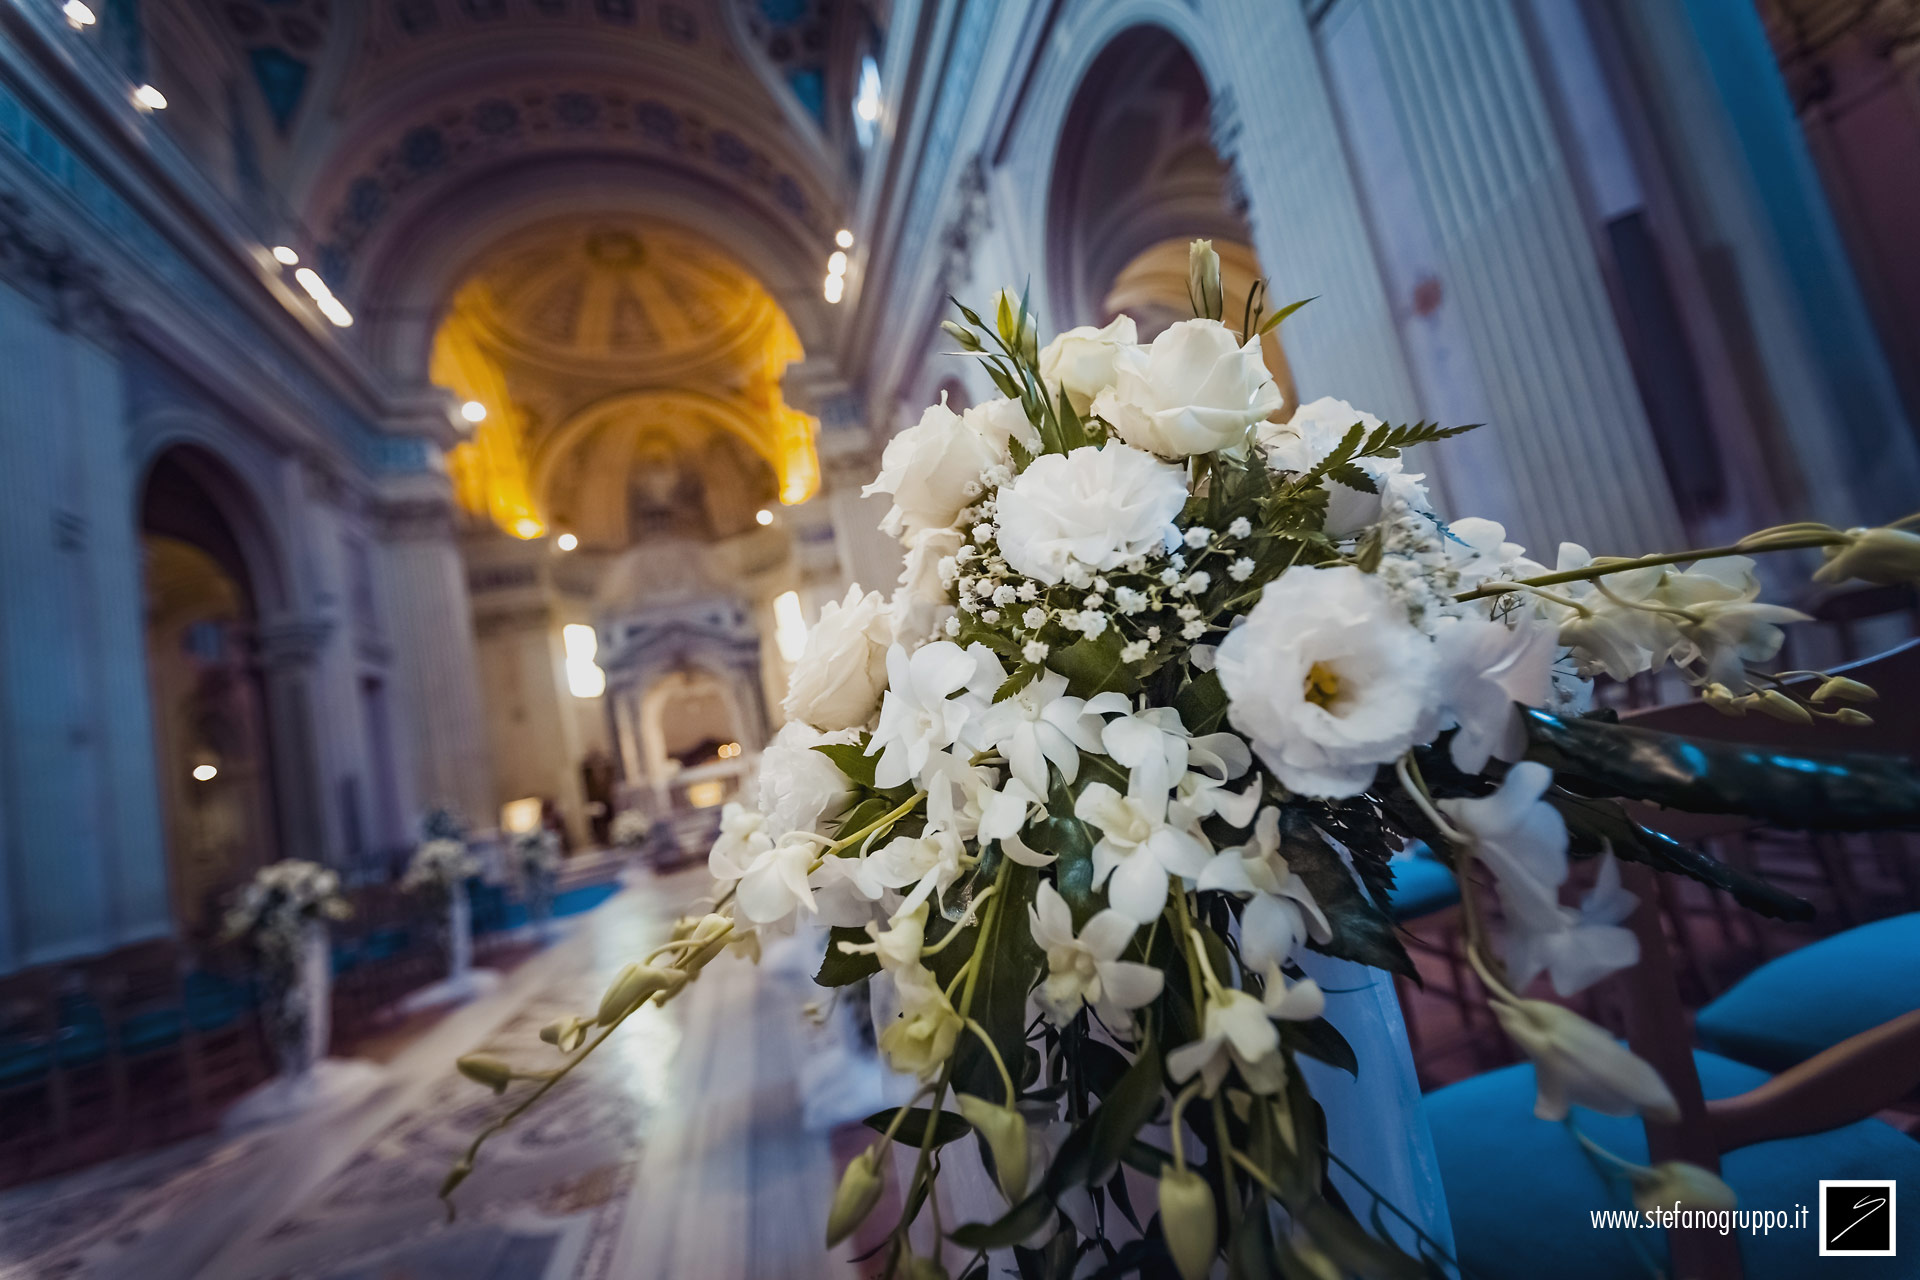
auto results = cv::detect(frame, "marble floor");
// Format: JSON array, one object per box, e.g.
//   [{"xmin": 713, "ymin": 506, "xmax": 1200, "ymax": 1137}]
[{"xmin": 0, "ymin": 870, "xmax": 861, "ymax": 1280}]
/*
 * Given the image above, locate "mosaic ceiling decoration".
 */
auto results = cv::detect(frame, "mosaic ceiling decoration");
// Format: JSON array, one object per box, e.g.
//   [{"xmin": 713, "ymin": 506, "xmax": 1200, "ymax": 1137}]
[{"xmin": 220, "ymin": 0, "xmax": 331, "ymax": 132}]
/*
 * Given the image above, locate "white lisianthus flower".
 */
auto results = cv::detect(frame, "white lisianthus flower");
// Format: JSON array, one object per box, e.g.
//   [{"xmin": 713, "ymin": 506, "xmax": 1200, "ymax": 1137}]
[
  {"xmin": 878, "ymin": 961, "xmax": 965, "ymax": 1079},
  {"xmin": 867, "ymin": 642, "xmax": 978, "ymax": 788},
  {"xmin": 1092, "ymin": 319, "xmax": 1282, "ymax": 458},
  {"xmin": 757, "ymin": 721, "xmax": 858, "ymax": 840},
  {"xmin": 1217, "ymin": 566, "xmax": 1440, "ymax": 799},
  {"xmin": 1257, "ymin": 397, "xmax": 1430, "ymax": 537},
  {"xmin": 783, "ymin": 585, "xmax": 892, "ymax": 731},
  {"xmin": 1197, "ymin": 807, "xmax": 1332, "ymax": 971},
  {"xmin": 1492, "ymin": 998, "xmax": 1679, "ymax": 1122},
  {"xmin": 1074, "ymin": 783, "xmax": 1212, "ymax": 923},
  {"xmin": 1028, "ymin": 882, "xmax": 1164, "ymax": 1028},
  {"xmin": 995, "ymin": 444, "xmax": 1187, "ymax": 585},
  {"xmin": 1039, "ymin": 315, "xmax": 1138, "ymax": 413},
  {"xmin": 1431, "ymin": 614, "xmax": 1557, "ymax": 774},
  {"xmin": 863, "ymin": 395, "xmax": 1024, "ymax": 540}
]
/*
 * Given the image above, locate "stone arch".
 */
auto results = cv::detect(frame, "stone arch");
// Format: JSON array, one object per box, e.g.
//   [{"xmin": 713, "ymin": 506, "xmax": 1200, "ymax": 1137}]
[{"xmin": 131, "ymin": 429, "xmax": 293, "ymax": 620}]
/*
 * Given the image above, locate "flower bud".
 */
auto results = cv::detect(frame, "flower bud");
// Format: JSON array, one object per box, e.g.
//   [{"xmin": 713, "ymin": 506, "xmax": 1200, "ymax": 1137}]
[
  {"xmin": 824, "ymin": 1147, "xmax": 884, "ymax": 1246},
  {"xmin": 539, "ymin": 1015, "xmax": 592, "ymax": 1052},
  {"xmin": 596, "ymin": 963, "xmax": 682, "ymax": 1025},
  {"xmin": 1630, "ymin": 1160, "xmax": 1737, "ymax": 1213},
  {"xmin": 1188, "ymin": 239, "xmax": 1223, "ymax": 321},
  {"xmin": 455, "ymin": 1053, "xmax": 515, "ymax": 1094},
  {"xmin": 1754, "ymin": 689, "xmax": 1813, "ymax": 724},
  {"xmin": 991, "ymin": 288, "xmax": 1037, "ymax": 362},
  {"xmin": 678, "ymin": 913, "xmax": 734, "ymax": 974},
  {"xmin": 1811, "ymin": 676, "xmax": 1877, "ymax": 704},
  {"xmin": 956, "ymin": 1093, "xmax": 1029, "ymax": 1202},
  {"xmin": 1813, "ymin": 526, "xmax": 1920, "ymax": 586},
  {"xmin": 941, "ymin": 320, "xmax": 982, "ymax": 352},
  {"xmin": 1830, "ymin": 707, "xmax": 1875, "ymax": 727},
  {"xmin": 440, "ymin": 1157, "xmax": 473, "ymax": 1199},
  {"xmin": 1701, "ymin": 683, "xmax": 1746, "ymax": 716},
  {"xmin": 1157, "ymin": 1166, "xmax": 1216, "ymax": 1280},
  {"xmin": 899, "ymin": 1254, "xmax": 948, "ymax": 1280}
]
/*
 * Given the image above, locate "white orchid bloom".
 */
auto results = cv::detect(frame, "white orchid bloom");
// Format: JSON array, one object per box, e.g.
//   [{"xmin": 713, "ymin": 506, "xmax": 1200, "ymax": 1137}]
[
  {"xmin": 866, "ymin": 826, "xmax": 975, "ymax": 915},
  {"xmin": 1167, "ymin": 987, "xmax": 1286, "ymax": 1095},
  {"xmin": 1101, "ymin": 705, "xmax": 1191, "ymax": 800},
  {"xmin": 879, "ymin": 961, "xmax": 965, "ymax": 1080},
  {"xmin": 1260, "ymin": 964, "xmax": 1327, "ymax": 1022},
  {"xmin": 733, "ymin": 832, "xmax": 820, "ymax": 925},
  {"xmin": 1432, "ymin": 614, "xmax": 1556, "ymax": 775},
  {"xmin": 1170, "ymin": 732, "xmax": 1261, "ymax": 832},
  {"xmin": 1027, "ymin": 882, "xmax": 1164, "ymax": 1028},
  {"xmin": 1441, "ymin": 763, "xmax": 1640, "ymax": 996},
  {"xmin": 1074, "ymin": 782, "xmax": 1213, "ymax": 923},
  {"xmin": 867, "ymin": 641, "xmax": 978, "ymax": 788},
  {"xmin": 1532, "ymin": 543, "xmax": 1674, "ymax": 681},
  {"xmin": 975, "ymin": 668, "xmax": 1118, "ymax": 797},
  {"xmin": 838, "ymin": 902, "xmax": 929, "ymax": 973},
  {"xmin": 708, "ymin": 803, "xmax": 771, "ymax": 883},
  {"xmin": 1493, "ymin": 998, "xmax": 1678, "ymax": 1122},
  {"xmin": 1653, "ymin": 557, "xmax": 1808, "ymax": 691},
  {"xmin": 1197, "ymin": 806, "xmax": 1332, "ymax": 971}
]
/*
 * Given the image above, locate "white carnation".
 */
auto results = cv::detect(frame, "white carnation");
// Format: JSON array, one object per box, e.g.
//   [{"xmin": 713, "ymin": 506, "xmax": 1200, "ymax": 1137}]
[
  {"xmin": 1216, "ymin": 565, "xmax": 1439, "ymax": 798},
  {"xmin": 995, "ymin": 444, "xmax": 1186, "ymax": 585},
  {"xmin": 783, "ymin": 585, "xmax": 892, "ymax": 731},
  {"xmin": 1039, "ymin": 315, "xmax": 1138, "ymax": 413},
  {"xmin": 758, "ymin": 720, "xmax": 858, "ymax": 840},
  {"xmin": 1091, "ymin": 318, "xmax": 1282, "ymax": 458}
]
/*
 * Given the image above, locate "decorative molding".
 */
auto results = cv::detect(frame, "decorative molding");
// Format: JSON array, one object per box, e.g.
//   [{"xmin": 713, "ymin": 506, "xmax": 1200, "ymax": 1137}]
[
  {"xmin": 372, "ymin": 495, "xmax": 458, "ymax": 542},
  {"xmin": 0, "ymin": 189, "xmax": 124, "ymax": 342},
  {"xmin": 257, "ymin": 616, "xmax": 335, "ymax": 668},
  {"xmin": 937, "ymin": 152, "xmax": 992, "ymax": 302}
]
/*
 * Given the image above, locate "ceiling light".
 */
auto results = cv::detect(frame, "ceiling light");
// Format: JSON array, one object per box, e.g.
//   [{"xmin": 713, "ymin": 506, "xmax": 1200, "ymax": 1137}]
[
  {"xmin": 63, "ymin": 1, "xmax": 96, "ymax": 27},
  {"xmin": 461, "ymin": 400, "xmax": 487, "ymax": 423},
  {"xmin": 824, "ymin": 273, "xmax": 844, "ymax": 304},
  {"xmin": 827, "ymin": 250, "xmax": 848, "ymax": 276},
  {"xmin": 835, "ymin": 229, "xmax": 854, "ymax": 249},
  {"xmin": 191, "ymin": 763, "xmax": 218, "ymax": 782},
  {"xmin": 294, "ymin": 266, "xmax": 354, "ymax": 327},
  {"xmin": 556, "ymin": 532, "xmax": 578, "ymax": 551},
  {"xmin": 133, "ymin": 84, "xmax": 167, "ymax": 111},
  {"xmin": 755, "ymin": 508, "xmax": 774, "ymax": 526},
  {"xmin": 271, "ymin": 245, "xmax": 299, "ymax": 265},
  {"xmin": 512, "ymin": 517, "xmax": 544, "ymax": 539}
]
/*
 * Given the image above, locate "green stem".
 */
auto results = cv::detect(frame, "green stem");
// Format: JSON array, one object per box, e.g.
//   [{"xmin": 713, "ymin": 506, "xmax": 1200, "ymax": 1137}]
[
  {"xmin": 964, "ymin": 1017, "xmax": 1017, "ymax": 1105},
  {"xmin": 1453, "ymin": 529, "xmax": 1848, "ymax": 603}
]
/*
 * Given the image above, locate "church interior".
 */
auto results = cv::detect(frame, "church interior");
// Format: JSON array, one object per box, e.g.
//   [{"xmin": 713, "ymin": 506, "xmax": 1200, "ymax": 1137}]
[{"xmin": 1, "ymin": 1, "xmax": 1919, "ymax": 1277}]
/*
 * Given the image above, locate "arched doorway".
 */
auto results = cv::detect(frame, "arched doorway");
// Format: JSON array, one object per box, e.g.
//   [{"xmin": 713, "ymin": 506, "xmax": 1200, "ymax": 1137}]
[
  {"xmin": 139, "ymin": 448, "xmax": 282, "ymax": 938},
  {"xmin": 1048, "ymin": 27, "xmax": 1297, "ymax": 409}
]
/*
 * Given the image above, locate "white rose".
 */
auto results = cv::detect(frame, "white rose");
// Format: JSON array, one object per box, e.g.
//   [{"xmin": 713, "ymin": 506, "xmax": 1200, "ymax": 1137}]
[
  {"xmin": 758, "ymin": 720, "xmax": 858, "ymax": 840},
  {"xmin": 995, "ymin": 443, "xmax": 1187, "ymax": 585},
  {"xmin": 1091, "ymin": 318, "xmax": 1282, "ymax": 458},
  {"xmin": 1039, "ymin": 315, "xmax": 1138, "ymax": 414},
  {"xmin": 1216, "ymin": 565, "xmax": 1439, "ymax": 798},
  {"xmin": 890, "ymin": 526, "xmax": 962, "ymax": 646},
  {"xmin": 1258, "ymin": 397, "xmax": 1429, "ymax": 537},
  {"xmin": 962, "ymin": 396, "xmax": 1040, "ymax": 455},
  {"xmin": 862, "ymin": 398, "xmax": 1007, "ymax": 539},
  {"xmin": 782, "ymin": 585, "xmax": 892, "ymax": 730}
]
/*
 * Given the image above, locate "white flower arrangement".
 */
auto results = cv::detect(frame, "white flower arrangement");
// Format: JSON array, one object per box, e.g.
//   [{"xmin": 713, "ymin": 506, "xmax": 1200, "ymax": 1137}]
[
  {"xmin": 446, "ymin": 240, "xmax": 1920, "ymax": 1272},
  {"xmin": 513, "ymin": 829, "xmax": 562, "ymax": 878},
  {"xmin": 403, "ymin": 837, "xmax": 479, "ymax": 895},
  {"xmin": 223, "ymin": 858, "xmax": 351, "ymax": 951},
  {"xmin": 609, "ymin": 809, "xmax": 651, "ymax": 848}
]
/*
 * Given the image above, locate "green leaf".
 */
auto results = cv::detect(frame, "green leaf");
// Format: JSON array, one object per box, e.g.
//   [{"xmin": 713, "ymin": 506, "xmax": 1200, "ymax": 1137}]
[
  {"xmin": 1549, "ymin": 789, "xmax": 1813, "ymax": 922},
  {"xmin": 863, "ymin": 1106, "xmax": 971, "ymax": 1149},
  {"xmin": 1258, "ymin": 295, "xmax": 1315, "ymax": 335},
  {"xmin": 1323, "ymin": 462, "xmax": 1378, "ymax": 495},
  {"xmin": 1049, "ymin": 628, "xmax": 1142, "ymax": 700},
  {"xmin": 949, "ymin": 1190, "xmax": 1056, "ymax": 1249},
  {"xmin": 1174, "ymin": 670, "xmax": 1228, "ymax": 736},
  {"xmin": 1295, "ymin": 1197, "xmax": 1428, "ymax": 1279},
  {"xmin": 1522, "ymin": 707, "xmax": 1920, "ymax": 831},
  {"xmin": 1283, "ymin": 813, "xmax": 1415, "ymax": 978},
  {"xmin": 1044, "ymin": 1040, "xmax": 1164, "ymax": 1193},
  {"xmin": 813, "ymin": 741, "xmax": 876, "ymax": 788},
  {"xmin": 1056, "ymin": 386, "xmax": 1088, "ymax": 452},
  {"xmin": 815, "ymin": 927, "xmax": 879, "ymax": 986},
  {"xmin": 1355, "ymin": 419, "xmax": 1480, "ymax": 458},
  {"xmin": 1281, "ymin": 1016, "xmax": 1358, "ymax": 1076},
  {"xmin": 1008, "ymin": 434, "xmax": 1034, "ymax": 473},
  {"xmin": 995, "ymin": 664, "xmax": 1044, "ymax": 703},
  {"xmin": 984, "ymin": 359, "xmax": 1023, "ymax": 403}
]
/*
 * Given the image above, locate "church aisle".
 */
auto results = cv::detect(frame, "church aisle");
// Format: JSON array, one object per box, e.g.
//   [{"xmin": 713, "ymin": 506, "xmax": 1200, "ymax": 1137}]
[{"xmin": 0, "ymin": 872, "xmax": 852, "ymax": 1280}]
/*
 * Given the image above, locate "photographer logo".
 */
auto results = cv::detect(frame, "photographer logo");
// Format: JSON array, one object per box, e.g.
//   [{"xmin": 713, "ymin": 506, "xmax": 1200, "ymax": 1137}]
[{"xmin": 1820, "ymin": 1181, "xmax": 1895, "ymax": 1257}]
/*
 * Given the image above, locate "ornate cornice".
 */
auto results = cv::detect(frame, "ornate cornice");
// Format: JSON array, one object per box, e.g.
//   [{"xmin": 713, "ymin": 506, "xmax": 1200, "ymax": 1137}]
[{"xmin": 0, "ymin": 188, "xmax": 124, "ymax": 342}]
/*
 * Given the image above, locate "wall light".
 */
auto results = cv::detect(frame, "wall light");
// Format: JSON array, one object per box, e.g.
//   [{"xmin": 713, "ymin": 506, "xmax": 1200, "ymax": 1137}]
[
  {"xmin": 716, "ymin": 741, "xmax": 742, "ymax": 760},
  {"xmin": 835, "ymin": 229, "xmax": 854, "ymax": 249},
  {"xmin": 461, "ymin": 400, "xmax": 487, "ymax": 423},
  {"xmin": 773, "ymin": 590, "xmax": 808, "ymax": 663},
  {"xmin": 686, "ymin": 779, "xmax": 725, "ymax": 809},
  {"xmin": 823, "ymin": 273, "xmax": 844, "ymax": 304},
  {"xmin": 512, "ymin": 516, "xmax": 545, "ymax": 539},
  {"xmin": 133, "ymin": 84, "xmax": 167, "ymax": 111},
  {"xmin": 191, "ymin": 763, "xmax": 218, "ymax": 782},
  {"xmin": 500, "ymin": 797, "xmax": 543, "ymax": 834},
  {"xmin": 271, "ymin": 245, "xmax": 300, "ymax": 265},
  {"xmin": 63, "ymin": 1, "xmax": 96, "ymax": 28},
  {"xmin": 556, "ymin": 531, "xmax": 578, "ymax": 551},
  {"xmin": 294, "ymin": 266, "xmax": 354, "ymax": 327},
  {"xmin": 827, "ymin": 250, "xmax": 848, "ymax": 277},
  {"xmin": 755, "ymin": 508, "xmax": 774, "ymax": 526},
  {"xmin": 563, "ymin": 623, "xmax": 606, "ymax": 698}
]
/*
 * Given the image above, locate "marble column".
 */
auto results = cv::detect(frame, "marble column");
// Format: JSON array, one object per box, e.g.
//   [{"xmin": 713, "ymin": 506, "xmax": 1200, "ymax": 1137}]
[
  {"xmin": 1324, "ymin": 0, "xmax": 1685, "ymax": 557},
  {"xmin": 372, "ymin": 479, "xmax": 496, "ymax": 835},
  {"xmin": 0, "ymin": 272, "xmax": 169, "ymax": 970}
]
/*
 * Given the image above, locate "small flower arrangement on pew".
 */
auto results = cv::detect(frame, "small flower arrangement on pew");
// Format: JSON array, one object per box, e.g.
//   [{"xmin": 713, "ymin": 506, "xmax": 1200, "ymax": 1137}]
[
  {"xmin": 223, "ymin": 860, "xmax": 351, "ymax": 1072},
  {"xmin": 402, "ymin": 837, "xmax": 479, "ymax": 899},
  {"xmin": 442, "ymin": 242, "xmax": 1920, "ymax": 1273}
]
